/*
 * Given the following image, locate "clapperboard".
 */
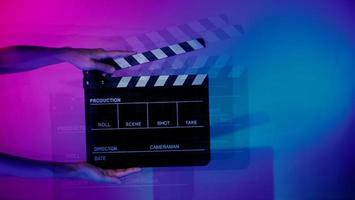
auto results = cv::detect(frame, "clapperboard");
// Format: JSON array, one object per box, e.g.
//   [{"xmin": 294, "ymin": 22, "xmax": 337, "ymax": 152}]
[{"xmin": 84, "ymin": 38, "xmax": 210, "ymax": 168}]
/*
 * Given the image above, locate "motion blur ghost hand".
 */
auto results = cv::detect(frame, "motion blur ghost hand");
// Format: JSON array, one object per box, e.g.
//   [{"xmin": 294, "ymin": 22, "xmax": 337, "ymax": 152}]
[
  {"xmin": 64, "ymin": 163, "xmax": 141, "ymax": 183},
  {"xmin": 0, "ymin": 46, "xmax": 140, "ymax": 183},
  {"xmin": 0, "ymin": 46, "xmax": 135, "ymax": 74},
  {"xmin": 0, "ymin": 153, "xmax": 141, "ymax": 183}
]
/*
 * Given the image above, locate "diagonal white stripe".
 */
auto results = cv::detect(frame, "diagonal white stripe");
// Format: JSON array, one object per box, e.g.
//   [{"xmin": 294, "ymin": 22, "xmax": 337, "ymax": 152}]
[
  {"xmin": 193, "ymin": 56, "xmax": 209, "ymax": 68},
  {"xmin": 209, "ymin": 55, "xmax": 231, "ymax": 78},
  {"xmin": 223, "ymin": 25, "xmax": 240, "ymax": 37},
  {"xmin": 125, "ymin": 37, "xmax": 145, "ymax": 50},
  {"xmin": 114, "ymin": 58, "xmax": 131, "ymax": 68},
  {"xmin": 192, "ymin": 74, "xmax": 207, "ymax": 85},
  {"xmin": 146, "ymin": 31, "xmax": 168, "ymax": 46},
  {"xmin": 208, "ymin": 15, "xmax": 228, "ymax": 27},
  {"xmin": 154, "ymin": 75, "xmax": 169, "ymax": 86},
  {"xmin": 169, "ymin": 44, "xmax": 186, "ymax": 55},
  {"xmin": 187, "ymin": 39, "xmax": 204, "ymax": 50},
  {"xmin": 117, "ymin": 77, "xmax": 132, "ymax": 88},
  {"xmin": 167, "ymin": 26, "xmax": 189, "ymax": 41},
  {"xmin": 173, "ymin": 75, "xmax": 188, "ymax": 86},
  {"xmin": 187, "ymin": 21, "xmax": 207, "ymax": 33},
  {"xmin": 135, "ymin": 76, "xmax": 150, "ymax": 87},
  {"xmin": 151, "ymin": 48, "xmax": 168, "ymax": 59},
  {"xmin": 133, "ymin": 53, "xmax": 149, "ymax": 64},
  {"xmin": 201, "ymin": 31, "xmax": 220, "ymax": 43}
]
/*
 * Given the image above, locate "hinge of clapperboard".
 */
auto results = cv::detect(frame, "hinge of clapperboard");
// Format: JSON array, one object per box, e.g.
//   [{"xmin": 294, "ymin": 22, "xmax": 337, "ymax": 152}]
[{"xmin": 83, "ymin": 38, "xmax": 206, "ymax": 88}]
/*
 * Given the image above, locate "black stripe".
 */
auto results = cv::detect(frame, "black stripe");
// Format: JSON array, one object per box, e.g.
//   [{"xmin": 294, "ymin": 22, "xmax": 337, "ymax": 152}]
[
  {"xmin": 179, "ymin": 42, "xmax": 194, "ymax": 52},
  {"xmin": 184, "ymin": 74, "xmax": 196, "ymax": 86},
  {"xmin": 194, "ymin": 74, "xmax": 207, "ymax": 86},
  {"xmin": 127, "ymin": 76, "xmax": 140, "ymax": 87},
  {"xmin": 142, "ymin": 51, "xmax": 158, "ymax": 62},
  {"xmin": 165, "ymin": 75, "xmax": 177, "ymax": 86},
  {"xmin": 197, "ymin": 38, "xmax": 206, "ymax": 47},
  {"xmin": 202, "ymin": 74, "xmax": 208, "ymax": 86},
  {"xmin": 146, "ymin": 76, "xmax": 159, "ymax": 87},
  {"xmin": 160, "ymin": 47, "xmax": 176, "ymax": 57},
  {"xmin": 124, "ymin": 56, "xmax": 140, "ymax": 66},
  {"xmin": 114, "ymin": 77, "xmax": 123, "ymax": 87},
  {"xmin": 109, "ymin": 76, "xmax": 121, "ymax": 88}
]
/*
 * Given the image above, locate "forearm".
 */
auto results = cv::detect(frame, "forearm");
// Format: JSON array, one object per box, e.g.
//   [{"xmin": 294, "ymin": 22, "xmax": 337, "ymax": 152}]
[
  {"xmin": 0, "ymin": 46, "xmax": 69, "ymax": 74},
  {"xmin": 0, "ymin": 153, "xmax": 73, "ymax": 179},
  {"xmin": 0, "ymin": 45, "xmax": 134, "ymax": 74}
]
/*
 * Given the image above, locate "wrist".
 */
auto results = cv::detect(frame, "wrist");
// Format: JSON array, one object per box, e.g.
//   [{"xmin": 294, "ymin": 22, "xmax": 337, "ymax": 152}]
[
  {"xmin": 51, "ymin": 163, "xmax": 77, "ymax": 179},
  {"xmin": 55, "ymin": 47, "xmax": 74, "ymax": 63}
]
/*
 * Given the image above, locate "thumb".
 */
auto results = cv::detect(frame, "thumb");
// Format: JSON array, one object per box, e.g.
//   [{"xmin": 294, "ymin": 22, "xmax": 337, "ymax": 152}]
[{"xmin": 93, "ymin": 62, "xmax": 116, "ymax": 73}]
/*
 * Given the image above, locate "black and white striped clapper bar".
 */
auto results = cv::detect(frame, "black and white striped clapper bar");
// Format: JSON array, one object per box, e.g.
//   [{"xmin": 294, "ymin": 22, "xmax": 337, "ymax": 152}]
[{"xmin": 97, "ymin": 38, "xmax": 206, "ymax": 70}]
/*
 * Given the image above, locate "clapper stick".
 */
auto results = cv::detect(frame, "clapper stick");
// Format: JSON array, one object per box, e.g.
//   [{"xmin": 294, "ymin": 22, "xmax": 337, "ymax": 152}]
[{"xmin": 96, "ymin": 38, "xmax": 206, "ymax": 73}]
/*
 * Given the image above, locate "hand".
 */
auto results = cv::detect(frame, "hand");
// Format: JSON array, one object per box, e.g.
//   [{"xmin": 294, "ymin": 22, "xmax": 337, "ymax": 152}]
[
  {"xmin": 60, "ymin": 48, "xmax": 135, "ymax": 73},
  {"xmin": 65, "ymin": 163, "xmax": 141, "ymax": 183}
]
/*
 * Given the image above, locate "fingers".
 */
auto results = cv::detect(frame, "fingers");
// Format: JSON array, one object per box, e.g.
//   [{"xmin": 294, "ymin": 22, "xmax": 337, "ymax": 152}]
[
  {"xmin": 92, "ymin": 62, "xmax": 116, "ymax": 73},
  {"xmin": 99, "ymin": 176, "xmax": 122, "ymax": 184},
  {"xmin": 80, "ymin": 165, "xmax": 121, "ymax": 184},
  {"xmin": 93, "ymin": 49, "xmax": 136, "ymax": 59},
  {"xmin": 75, "ymin": 163, "xmax": 141, "ymax": 184},
  {"xmin": 89, "ymin": 49, "xmax": 136, "ymax": 73},
  {"xmin": 95, "ymin": 168, "xmax": 141, "ymax": 184},
  {"xmin": 111, "ymin": 168, "xmax": 142, "ymax": 178},
  {"xmin": 105, "ymin": 50, "xmax": 136, "ymax": 58}
]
